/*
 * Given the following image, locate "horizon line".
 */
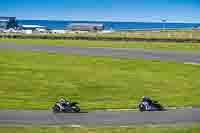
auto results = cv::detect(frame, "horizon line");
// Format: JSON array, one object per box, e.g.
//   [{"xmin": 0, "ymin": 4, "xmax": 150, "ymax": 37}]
[{"xmin": 16, "ymin": 18, "xmax": 200, "ymax": 24}]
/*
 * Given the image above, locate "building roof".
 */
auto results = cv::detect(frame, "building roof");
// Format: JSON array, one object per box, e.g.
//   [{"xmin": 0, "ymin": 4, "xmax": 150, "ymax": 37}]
[
  {"xmin": 69, "ymin": 23, "xmax": 104, "ymax": 27},
  {"xmin": 22, "ymin": 25, "xmax": 47, "ymax": 28},
  {"xmin": 0, "ymin": 17, "xmax": 16, "ymax": 20},
  {"xmin": 0, "ymin": 20, "xmax": 9, "ymax": 22}
]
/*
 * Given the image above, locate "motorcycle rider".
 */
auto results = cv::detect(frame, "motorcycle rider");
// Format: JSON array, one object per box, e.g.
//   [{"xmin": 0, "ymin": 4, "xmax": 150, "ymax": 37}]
[
  {"xmin": 142, "ymin": 96, "xmax": 152, "ymax": 105},
  {"xmin": 59, "ymin": 97, "xmax": 66, "ymax": 103},
  {"xmin": 59, "ymin": 97, "xmax": 70, "ymax": 109},
  {"xmin": 141, "ymin": 96, "xmax": 153, "ymax": 110}
]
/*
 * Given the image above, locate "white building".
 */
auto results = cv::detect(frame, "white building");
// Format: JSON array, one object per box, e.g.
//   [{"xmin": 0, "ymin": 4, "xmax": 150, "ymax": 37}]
[
  {"xmin": 20, "ymin": 25, "xmax": 48, "ymax": 34},
  {"xmin": 50, "ymin": 30, "xmax": 66, "ymax": 34}
]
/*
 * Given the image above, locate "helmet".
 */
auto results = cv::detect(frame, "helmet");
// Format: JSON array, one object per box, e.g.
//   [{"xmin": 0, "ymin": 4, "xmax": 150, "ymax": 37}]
[
  {"xmin": 59, "ymin": 97, "xmax": 66, "ymax": 103},
  {"xmin": 142, "ymin": 96, "xmax": 150, "ymax": 101}
]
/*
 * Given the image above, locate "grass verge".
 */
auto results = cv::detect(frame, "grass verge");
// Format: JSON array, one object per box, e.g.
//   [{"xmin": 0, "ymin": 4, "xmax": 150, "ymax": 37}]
[
  {"xmin": 1, "ymin": 38, "xmax": 200, "ymax": 51},
  {"xmin": 1, "ymin": 125, "xmax": 200, "ymax": 133},
  {"xmin": 0, "ymin": 50, "xmax": 200, "ymax": 109}
]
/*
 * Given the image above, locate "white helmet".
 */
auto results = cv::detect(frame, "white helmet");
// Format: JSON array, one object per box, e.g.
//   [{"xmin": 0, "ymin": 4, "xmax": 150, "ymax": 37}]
[{"xmin": 59, "ymin": 97, "xmax": 66, "ymax": 103}]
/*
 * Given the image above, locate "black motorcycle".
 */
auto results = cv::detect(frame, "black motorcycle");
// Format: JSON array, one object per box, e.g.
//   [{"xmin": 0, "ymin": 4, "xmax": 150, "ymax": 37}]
[
  {"xmin": 52, "ymin": 101, "xmax": 80, "ymax": 113},
  {"xmin": 138, "ymin": 100, "xmax": 165, "ymax": 112}
]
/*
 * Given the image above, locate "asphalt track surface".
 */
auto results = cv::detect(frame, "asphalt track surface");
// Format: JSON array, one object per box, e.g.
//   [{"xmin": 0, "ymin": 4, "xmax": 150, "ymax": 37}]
[
  {"xmin": 0, "ymin": 42, "xmax": 200, "ymax": 63},
  {"xmin": 0, "ymin": 108, "xmax": 199, "ymax": 125}
]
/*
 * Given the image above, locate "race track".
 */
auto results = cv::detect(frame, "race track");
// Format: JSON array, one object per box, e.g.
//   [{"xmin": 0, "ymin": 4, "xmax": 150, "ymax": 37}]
[
  {"xmin": 0, "ymin": 42, "xmax": 199, "ymax": 125},
  {"xmin": 0, "ymin": 42, "xmax": 200, "ymax": 63},
  {"xmin": 0, "ymin": 108, "xmax": 199, "ymax": 125}
]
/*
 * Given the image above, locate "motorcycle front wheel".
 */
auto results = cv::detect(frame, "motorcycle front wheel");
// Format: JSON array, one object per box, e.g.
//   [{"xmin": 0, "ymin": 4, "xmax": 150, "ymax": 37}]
[
  {"xmin": 138, "ymin": 104, "xmax": 146, "ymax": 112},
  {"xmin": 52, "ymin": 105, "xmax": 60, "ymax": 113}
]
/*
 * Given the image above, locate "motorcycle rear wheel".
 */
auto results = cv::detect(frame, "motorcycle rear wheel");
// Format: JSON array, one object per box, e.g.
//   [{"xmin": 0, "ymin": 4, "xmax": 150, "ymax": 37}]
[
  {"xmin": 139, "ymin": 104, "xmax": 146, "ymax": 112},
  {"xmin": 72, "ymin": 106, "xmax": 80, "ymax": 113}
]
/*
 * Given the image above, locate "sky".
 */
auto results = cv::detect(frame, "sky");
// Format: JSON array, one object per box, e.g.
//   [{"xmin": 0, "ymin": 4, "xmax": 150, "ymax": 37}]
[{"xmin": 1, "ymin": 0, "xmax": 200, "ymax": 23}]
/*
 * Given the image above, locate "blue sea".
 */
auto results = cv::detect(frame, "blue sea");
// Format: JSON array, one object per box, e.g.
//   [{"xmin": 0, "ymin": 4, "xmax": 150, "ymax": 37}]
[{"xmin": 17, "ymin": 20, "xmax": 200, "ymax": 30}]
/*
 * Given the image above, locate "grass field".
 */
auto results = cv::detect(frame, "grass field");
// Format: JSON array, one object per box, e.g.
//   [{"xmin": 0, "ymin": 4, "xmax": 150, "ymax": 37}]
[
  {"xmin": 1, "ymin": 125, "xmax": 200, "ymax": 133},
  {"xmin": 0, "ymin": 50, "xmax": 200, "ymax": 109},
  {"xmin": 1, "ymin": 38, "xmax": 200, "ymax": 51}
]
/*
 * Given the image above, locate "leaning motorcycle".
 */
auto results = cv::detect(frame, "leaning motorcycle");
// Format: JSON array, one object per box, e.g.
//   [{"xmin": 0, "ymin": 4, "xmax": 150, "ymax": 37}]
[
  {"xmin": 52, "ymin": 101, "xmax": 80, "ymax": 113},
  {"xmin": 138, "ymin": 100, "xmax": 165, "ymax": 112}
]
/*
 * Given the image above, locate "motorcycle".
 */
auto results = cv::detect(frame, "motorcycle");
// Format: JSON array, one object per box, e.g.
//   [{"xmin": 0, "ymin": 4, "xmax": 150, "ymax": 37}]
[
  {"xmin": 52, "ymin": 100, "xmax": 80, "ymax": 113},
  {"xmin": 138, "ymin": 100, "xmax": 165, "ymax": 112}
]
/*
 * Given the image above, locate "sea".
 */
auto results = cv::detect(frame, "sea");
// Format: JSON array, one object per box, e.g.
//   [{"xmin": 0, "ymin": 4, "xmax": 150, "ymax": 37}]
[{"xmin": 17, "ymin": 20, "xmax": 200, "ymax": 30}]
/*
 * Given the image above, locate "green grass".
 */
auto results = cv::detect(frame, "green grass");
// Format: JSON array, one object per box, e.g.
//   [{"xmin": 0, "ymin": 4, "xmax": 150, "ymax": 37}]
[
  {"xmin": 0, "ymin": 50, "xmax": 200, "ymax": 110},
  {"xmin": 1, "ymin": 38, "xmax": 200, "ymax": 51},
  {"xmin": 1, "ymin": 125, "xmax": 200, "ymax": 133}
]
